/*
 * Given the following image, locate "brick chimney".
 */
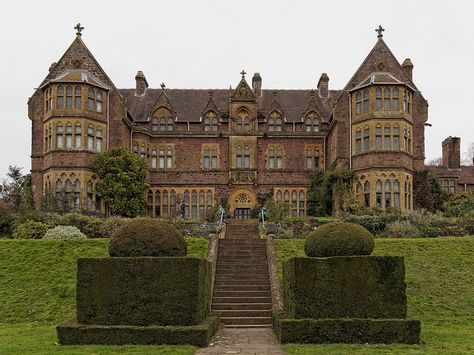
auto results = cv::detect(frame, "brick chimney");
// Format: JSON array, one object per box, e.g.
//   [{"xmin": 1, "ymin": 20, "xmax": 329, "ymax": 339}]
[
  {"xmin": 317, "ymin": 73, "xmax": 329, "ymax": 98},
  {"xmin": 402, "ymin": 58, "xmax": 414, "ymax": 81},
  {"xmin": 135, "ymin": 71, "xmax": 148, "ymax": 97},
  {"xmin": 252, "ymin": 72, "xmax": 262, "ymax": 97},
  {"xmin": 442, "ymin": 136, "xmax": 461, "ymax": 169}
]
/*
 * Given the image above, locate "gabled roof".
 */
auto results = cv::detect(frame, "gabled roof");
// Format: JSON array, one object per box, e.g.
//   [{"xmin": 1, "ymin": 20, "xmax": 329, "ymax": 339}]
[
  {"xmin": 39, "ymin": 69, "xmax": 110, "ymax": 90},
  {"xmin": 350, "ymin": 72, "xmax": 416, "ymax": 92},
  {"xmin": 120, "ymin": 88, "xmax": 341, "ymax": 123},
  {"xmin": 231, "ymin": 76, "xmax": 256, "ymax": 101}
]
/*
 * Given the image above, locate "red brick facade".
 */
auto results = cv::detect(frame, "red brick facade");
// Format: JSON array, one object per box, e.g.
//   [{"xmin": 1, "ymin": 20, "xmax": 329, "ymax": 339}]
[{"xmin": 31, "ymin": 27, "xmax": 456, "ymax": 217}]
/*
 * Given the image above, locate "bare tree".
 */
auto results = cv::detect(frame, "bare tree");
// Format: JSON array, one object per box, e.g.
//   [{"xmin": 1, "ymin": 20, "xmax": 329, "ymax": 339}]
[
  {"xmin": 463, "ymin": 142, "xmax": 474, "ymax": 165},
  {"xmin": 427, "ymin": 157, "xmax": 443, "ymax": 166}
]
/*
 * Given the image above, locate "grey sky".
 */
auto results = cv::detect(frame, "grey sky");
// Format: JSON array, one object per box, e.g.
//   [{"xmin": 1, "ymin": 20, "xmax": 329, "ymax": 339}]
[{"xmin": 0, "ymin": 0, "xmax": 473, "ymax": 178}]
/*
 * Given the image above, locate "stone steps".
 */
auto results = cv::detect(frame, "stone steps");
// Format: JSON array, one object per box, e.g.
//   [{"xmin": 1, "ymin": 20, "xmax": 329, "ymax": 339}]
[
  {"xmin": 214, "ymin": 279, "xmax": 270, "ymax": 286},
  {"xmin": 212, "ymin": 302, "xmax": 272, "ymax": 311},
  {"xmin": 219, "ymin": 316, "xmax": 272, "ymax": 326},
  {"xmin": 214, "ymin": 285, "xmax": 270, "ymax": 292},
  {"xmin": 212, "ymin": 219, "xmax": 272, "ymax": 327}
]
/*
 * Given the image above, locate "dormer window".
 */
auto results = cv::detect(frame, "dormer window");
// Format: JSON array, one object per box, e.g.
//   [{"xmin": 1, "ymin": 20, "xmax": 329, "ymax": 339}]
[
  {"xmin": 268, "ymin": 112, "xmax": 283, "ymax": 132},
  {"xmin": 305, "ymin": 112, "xmax": 319, "ymax": 132},
  {"xmin": 204, "ymin": 112, "xmax": 218, "ymax": 132},
  {"xmin": 158, "ymin": 116, "xmax": 174, "ymax": 131}
]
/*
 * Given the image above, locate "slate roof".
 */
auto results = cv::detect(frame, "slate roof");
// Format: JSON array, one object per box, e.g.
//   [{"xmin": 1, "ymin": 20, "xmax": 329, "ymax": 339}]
[
  {"xmin": 119, "ymin": 88, "xmax": 342, "ymax": 123},
  {"xmin": 40, "ymin": 69, "xmax": 110, "ymax": 90},
  {"xmin": 427, "ymin": 165, "xmax": 474, "ymax": 185}
]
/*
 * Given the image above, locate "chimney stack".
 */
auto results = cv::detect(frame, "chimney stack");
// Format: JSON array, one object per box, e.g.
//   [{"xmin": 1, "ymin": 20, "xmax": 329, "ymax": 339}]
[
  {"xmin": 317, "ymin": 73, "xmax": 329, "ymax": 98},
  {"xmin": 135, "ymin": 71, "xmax": 148, "ymax": 97},
  {"xmin": 442, "ymin": 136, "xmax": 461, "ymax": 169},
  {"xmin": 402, "ymin": 58, "xmax": 414, "ymax": 81},
  {"xmin": 252, "ymin": 72, "xmax": 262, "ymax": 97}
]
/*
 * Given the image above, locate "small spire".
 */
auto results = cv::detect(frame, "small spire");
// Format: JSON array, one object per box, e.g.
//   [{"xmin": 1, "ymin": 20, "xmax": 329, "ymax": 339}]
[
  {"xmin": 160, "ymin": 82, "xmax": 166, "ymax": 89},
  {"xmin": 375, "ymin": 25, "xmax": 385, "ymax": 38},
  {"xmin": 208, "ymin": 89, "xmax": 214, "ymax": 97},
  {"xmin": 310, "ymin": 89, "xmax": 315, "ymax": 98},
  {"xmin": 240, "ymin": 70, "xmax": 247, "ymax": 78},
  {"xmin": 74, "ymin": 23, "xmax": 84, "ymax": 36},
  {"xmin": 272, "ymin": 91, "xmax": 278, "ymax": 98}
]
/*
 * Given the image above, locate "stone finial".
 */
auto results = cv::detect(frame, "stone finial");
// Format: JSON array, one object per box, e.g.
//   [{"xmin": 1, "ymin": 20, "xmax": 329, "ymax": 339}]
[
  {"xmin": 135, "ymin": 71, "xmax": 148, "ymax": 97},
  {"xmin": 240, "ymin": 70, "xmax": 247, "ymax": 78},
  {"xmin": 402, "ymin": 58, "xmax": 414, "ymax": 80},
  {"xmin": 317, "ymin": 73, "xmax": 329, "ymax": 98},
  {"xmin": 74, "ymin": 23, "xmax": 84, "ymax": 36},
  {"xmin": 375, "ymin": 25, "xmax": 385, "ymax": 38},
  {"xmin": 160, "ymin": 83, "xmax": 166, "ymax": 90}
]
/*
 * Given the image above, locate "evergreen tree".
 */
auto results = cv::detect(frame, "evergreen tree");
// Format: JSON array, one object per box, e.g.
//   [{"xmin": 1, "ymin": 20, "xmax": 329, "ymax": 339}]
[{"xmin": 93, "ymin": 148, "xmax": 148, "ymax": 217}]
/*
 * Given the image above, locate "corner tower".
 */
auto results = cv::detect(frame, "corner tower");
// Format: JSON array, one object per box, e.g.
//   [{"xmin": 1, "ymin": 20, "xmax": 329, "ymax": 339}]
[
  {"xmin": 28, "ymin": 24, "xmax": 131, "ymax": 212},
  {"xmin": 332, "ymin": 26, "xmax": 429, "ymax": 211}
]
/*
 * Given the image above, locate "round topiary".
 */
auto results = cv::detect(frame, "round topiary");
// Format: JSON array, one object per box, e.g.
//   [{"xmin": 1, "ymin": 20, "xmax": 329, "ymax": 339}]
[
  {"xmin": 304, "ymin": 222, "xmax": 375, "ymax": 257},
  {"xmin": 108, "ymin": 219, "xmax": 187, "ymax": 257}
]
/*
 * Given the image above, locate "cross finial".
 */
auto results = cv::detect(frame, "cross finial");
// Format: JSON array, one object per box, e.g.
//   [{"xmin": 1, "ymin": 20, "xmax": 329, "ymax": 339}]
[
  {"xmin": 375, "ymin": 25, "xmax": 385, "ymax": 38},
  {"xmin": 74, "ymin": 23, "xmax": 84, "ymax": 36},
  {"xmin": 160, "ymin": 83, "xmax": 166, "ymax": 89},
  {"xmin": 240, "ymin": 70, "xmax": 247, "ymax": 78}
]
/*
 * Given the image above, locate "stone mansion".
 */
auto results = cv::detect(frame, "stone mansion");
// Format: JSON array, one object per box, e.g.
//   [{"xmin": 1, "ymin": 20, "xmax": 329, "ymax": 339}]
[{"xmin": 28, "ymin": 24, "xmax": 473, "ymax": 219}]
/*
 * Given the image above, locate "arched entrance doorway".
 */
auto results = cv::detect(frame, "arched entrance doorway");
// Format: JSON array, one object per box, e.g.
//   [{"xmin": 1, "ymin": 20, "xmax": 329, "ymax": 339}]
[{"xmin": 228, "ymin": 188, "xmax": 257, "ymax": 219}]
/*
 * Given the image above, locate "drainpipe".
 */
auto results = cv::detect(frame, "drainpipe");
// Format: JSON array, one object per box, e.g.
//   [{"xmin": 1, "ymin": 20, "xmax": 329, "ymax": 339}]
[
  {"xmin": 348, "ymin": 92, "xmax": 352, "ymax": 170},
  {"xmin": 107, "ymin": 91, "xmax": 110, "ymax": 149}
]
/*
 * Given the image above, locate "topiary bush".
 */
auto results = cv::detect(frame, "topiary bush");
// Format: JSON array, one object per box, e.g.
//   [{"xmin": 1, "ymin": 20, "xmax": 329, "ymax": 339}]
[
  {"xmin": 12, "ymin": 220, "xmax": 50, "ymax": 239},
  {"xmin": 304, "ymin": 222, "xmax": 375, "ymax": 257},
  {"xmin": 108, "ymin": 219, "xmax": 187, "ymax": 257},
  {"xmin": 43, "ymin": 225, "xmax": 87, "ymax": 240}
]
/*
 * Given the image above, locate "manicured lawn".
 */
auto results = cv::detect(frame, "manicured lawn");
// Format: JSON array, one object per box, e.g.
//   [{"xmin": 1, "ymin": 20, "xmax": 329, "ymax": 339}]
[
  {"xmin": 274, "ymin": 237, "xmax": 474, "ymax": 354},
  {"xmin": 0, "ymin": 237, "xmax": 208, "ymax": 354}
]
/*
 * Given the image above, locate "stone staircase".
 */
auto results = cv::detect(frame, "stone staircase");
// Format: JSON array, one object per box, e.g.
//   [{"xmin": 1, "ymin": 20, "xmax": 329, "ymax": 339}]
[{"xmin": 211, "ymin": 219, "xmax": 272, "ymax": 327}]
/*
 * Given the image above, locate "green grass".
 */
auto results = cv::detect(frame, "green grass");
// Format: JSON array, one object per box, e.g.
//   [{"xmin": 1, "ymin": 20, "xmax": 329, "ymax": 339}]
[
  {"xmin": 274, "ymin": 237, "xmax": 474, "ymax": 354},
  {"xmin": 0, "ymin": 237, "xmax": 208, "ymax": 354}
]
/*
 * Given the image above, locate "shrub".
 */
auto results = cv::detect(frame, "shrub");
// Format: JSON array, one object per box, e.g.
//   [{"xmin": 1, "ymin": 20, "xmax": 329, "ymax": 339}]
[
  {"xmin": 109, "ymin": 219, "xmax": 187, "ymax": 257},
  {"xmin": 0, "ymin": 203, "xmax": 15, "ymax": 238},
  {"xmin": 445, "ymin": 193, "xmax": 474, "ymax": 217},
  {"xmin": 12, "ymin": 220, "xmax": 49, "ymax": 239},
  {"xmin": 380, "ymin": 221, "xmax": 421, "ymax": 238},
  {"xmin": 98, "ymin": 216, "xmax": 130, "ymax": 238},
  {"xmin": 43, "ymin": 225, "xmax": 87, "ymax": 240},
  {"xmin": 343, "ymin": 213, "xmax": 402, "ymax": 235},
  {"xmin": 304, "ymin": 222, "xmax": 375, "ymax": 257},
  {"xmin": 57, "ymin": 213, "xmax": 104, "ymax": 238}
]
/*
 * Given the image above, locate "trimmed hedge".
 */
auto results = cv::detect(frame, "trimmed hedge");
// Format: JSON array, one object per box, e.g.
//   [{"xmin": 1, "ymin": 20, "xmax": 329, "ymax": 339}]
[
  {"xmin": 108, "ymin": 219, "xmax": 186, "ymax": 257},
  {"xmin": 76, "ymin": 257, "xmax": 211, "ymax": 326},
  {"xmin": 57, "ymin": 315, "xmax": 220, "ymax": 346},
  {"xmin": 273, "ymin": 314, "xmax": 420, "ymax": 344},
  {"xmin": 304, "ymin": 222, "xmax": 374, "ymax": 257},
  {"xmin": 283, "ymin": 256, "xmax": 407, "ymax": 319}
]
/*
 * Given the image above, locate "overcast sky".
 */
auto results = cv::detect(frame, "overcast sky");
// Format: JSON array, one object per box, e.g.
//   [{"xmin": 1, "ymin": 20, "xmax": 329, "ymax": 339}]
[{"xmin": 1, "ymin": 0, "xmax": 473, "ymax": 179}]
